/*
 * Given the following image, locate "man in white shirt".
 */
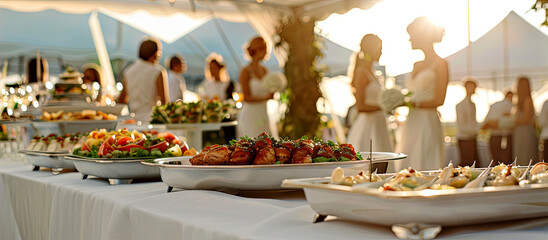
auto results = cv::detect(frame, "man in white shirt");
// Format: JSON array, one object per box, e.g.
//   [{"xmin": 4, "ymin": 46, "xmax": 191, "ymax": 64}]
[
  {"xmin": 482, "ymin": 90, "xmax": 514, "ymax": 165},
  {"xmin": 118, "ymin": 37, "xmax": 168, "ymax": 122},
  {"xmin": 166, "ymin": 55, "xmax": 187, "ymax": 102},
  {"xmin": 456, "ymin": 77, "xmax": 478, "ymax": 166}
]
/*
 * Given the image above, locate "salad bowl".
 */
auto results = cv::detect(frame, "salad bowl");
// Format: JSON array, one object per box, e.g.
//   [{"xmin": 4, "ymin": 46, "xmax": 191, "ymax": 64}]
[
  {"xmin": 65, "ymin": 155, "xmax": 160, "ymax": 185},
  {"xmin": 19, "ymin": 149, "xmax": 75, "ymax": 174}
]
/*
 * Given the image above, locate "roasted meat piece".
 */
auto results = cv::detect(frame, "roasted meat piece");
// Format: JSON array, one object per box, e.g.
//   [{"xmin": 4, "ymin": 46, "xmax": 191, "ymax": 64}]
[
  {"xmin": 336, "ymin": 143, "xmax": 357, "ymax": 161},
  {"xmin": 189, "ymin": 146, "xmax": 212, "ymax": 165},
  {"xmin": 254, "ymin": 132, "xmax": 273, "ymax": 149},
  {"xmin": 274, "ymin": 141, "xmax": 296, "ymax": 164},
  {"xmin": 252, "ymin": 147, "xmax": 276, "ymax": 165},
  {"xmin": 292, "ymin": 139, "xmax": 314, "ymax": 164},
  {"xmin": 203, "ymin": 145, "xmax": 232, "ymax": 165},
  {"xmin": 313, "ymin": 144, "xmax": 334, "ymax": 159},
  {"xmin": 230, "ymin": 146, "xmax": 254, "ymax": 165},
  {"xmin": 250, "ymin": 133, "xmax": 276, "ymax": 165}
]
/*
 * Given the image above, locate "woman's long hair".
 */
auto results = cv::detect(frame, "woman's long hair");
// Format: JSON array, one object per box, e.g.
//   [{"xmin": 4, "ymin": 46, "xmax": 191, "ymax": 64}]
[
  {"xmin": 517, "ymin": 76, "xmax": 534, "ymax": 112},
  {"xmin": 347, "ymin": 34, "xmax": 381, "ymax": 88}
]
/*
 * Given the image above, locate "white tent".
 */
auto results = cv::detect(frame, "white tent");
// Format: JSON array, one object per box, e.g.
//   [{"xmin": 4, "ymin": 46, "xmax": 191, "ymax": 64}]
[
  {"xmin": 0, "ymin": 8, "xmax": 354, "ymax": 85},
  {"xmin": 0, "ymin": 0, "xmax": 374, "ymax": 88},
  {"xmin": 445, "ymin": 11, "xmax": 548, "ymax": 92}
]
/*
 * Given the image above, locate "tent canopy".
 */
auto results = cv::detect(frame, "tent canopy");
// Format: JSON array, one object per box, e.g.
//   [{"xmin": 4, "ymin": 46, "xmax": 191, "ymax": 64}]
[
  {"xmin": 445, "ymin": 11, "xmax": 548, "ymax": 91},
  {"xmin": 0, "ymin": 0, "xmax": 379, "ymax": 20},
  {"xmin": 0, "ymin": 0, "xmax": 380, "ymax": 52},
  {"xmin": 0, "ymin": 8, "xmax": 353, "ymax": 82},
  {"xmin": 0, "ymin": 0, "xmax": 374, "ymax": 89}
]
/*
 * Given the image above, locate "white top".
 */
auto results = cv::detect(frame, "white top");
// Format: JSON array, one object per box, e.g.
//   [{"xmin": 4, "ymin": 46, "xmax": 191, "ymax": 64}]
[
  {"xmin": 123, "ymin": 59, "xmax": 163, "ymax": 122},
  {"xmin": 364, "ymin": 77, "xmax": 382, "ymax": 106},
  {"xmin": 200, "ymin": 79, "xmax": 229, "ymax": 100},
  {"xmin": 540, "ymin": 100, "xmax": 548, "ymax": 139},
  {"xmin": 456, "ymin": 96, "xmax": 477, "ymax": 139},
  {"xmin": 483, "ymin": 99, "xmax": 513, "ymax": 135},
  {"xmin": 167, "ymin": 70, "xmax": 186, "ymax": 102},
  {"xmin": 405, "ymin": 67, "xmax": 436, "ymax": 103}
]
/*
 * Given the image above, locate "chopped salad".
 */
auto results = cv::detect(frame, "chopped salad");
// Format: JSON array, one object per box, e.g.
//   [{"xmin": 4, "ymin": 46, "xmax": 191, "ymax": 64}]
[{"xmin": 72, "ymin": 128, "xmax": 192, "ymax": 158}]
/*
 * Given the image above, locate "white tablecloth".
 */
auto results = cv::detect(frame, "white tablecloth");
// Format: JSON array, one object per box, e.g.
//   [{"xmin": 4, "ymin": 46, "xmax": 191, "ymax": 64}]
[{"xmin": 1, "ymin": 158, "xmax": 548, "ymax": 240}]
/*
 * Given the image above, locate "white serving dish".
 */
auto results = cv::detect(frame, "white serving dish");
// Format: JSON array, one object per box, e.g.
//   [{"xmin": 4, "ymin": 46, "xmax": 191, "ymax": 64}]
[
  {"xmin": 143, "ymin": 152, "xmax": 406, "ymax": 191},
  {"xmin": 281, "ymin": 168, "xmax": 548, "ymax": 227},
  {"xmin": 19, "ymin": 149, "xmax": 75, "ymax": 174},
  {"xmin": 31, "ymin": 119, "xmax": 118, "ymax": 135},
  {"xmin": 65, "ymin": 155, "xmax": 160, "ymax": 185}
]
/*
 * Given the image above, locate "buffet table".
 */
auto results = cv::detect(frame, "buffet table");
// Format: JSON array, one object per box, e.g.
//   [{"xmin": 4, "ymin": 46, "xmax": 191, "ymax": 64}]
[{"xmin": 1, "ymin": 158, "xmax": 548, "ymax": 240}]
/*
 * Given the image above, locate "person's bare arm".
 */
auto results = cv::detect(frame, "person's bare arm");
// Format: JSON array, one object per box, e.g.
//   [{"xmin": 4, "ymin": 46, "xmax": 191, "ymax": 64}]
[
  {"xmin": 240, "ymin": 67, "xmax": 272, "ymax": 102},
  {"xmin": 155, "ymin": 70, "xmax": 168, "ymax": 104},
  {"xmin": 118, "ymin": 77, "xmax": 129, "ymax": 104},
  {"xmin": 414, "ymin": 60, "xmax": 449, "ymax": 108}
]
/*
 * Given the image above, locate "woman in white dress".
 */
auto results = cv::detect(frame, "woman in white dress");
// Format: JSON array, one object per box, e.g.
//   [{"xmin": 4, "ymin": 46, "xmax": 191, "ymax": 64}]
[
  {"xmin": 237, "ymin": 36, "xmax": 275, "ymax": 138},
  {"xmin": 199, "ymin": 53, "xmax": 233, "ymax": 101},
  {"xmin": 347, "ymin": 34, "xmax": 392, "ymax": 153},
  {"xmin": 513, "ymin": 76, "xmax": 538, "ymax": 165},
  {"xmin": 396, "ymin": 17, "xmax": 449, "ymax": 171}
]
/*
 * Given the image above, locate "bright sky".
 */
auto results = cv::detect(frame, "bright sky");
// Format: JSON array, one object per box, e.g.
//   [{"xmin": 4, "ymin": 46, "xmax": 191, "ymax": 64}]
[{"xmin": 317, "ymin": 0, "xmax": 547, "ymax": 77}]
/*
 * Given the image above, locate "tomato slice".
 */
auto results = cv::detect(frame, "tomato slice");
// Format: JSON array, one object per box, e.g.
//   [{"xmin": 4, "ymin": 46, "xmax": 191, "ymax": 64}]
[
  {"xmin": 106, "ymin": 135, "xmax": 116, "ymax": 145},
  {"xmin": 98, "ymin": 142, "xmax": 115, "ymax": 156},
  {"xmin": 157, "ymin": 132, "xmax": 177, "ymax": 144},
  {"xmin": 134, "ymin": 138, "xmax": 146, "ymax": 146},
  {"xmin": 81, "ymin": 142, "xmax": 91, "ymax": 151},
  {"xmin": 145, "ymin": 141, "xmax": 170, "ymax": 152},
  {"xmin": 116, "ymin": 136, "xmax": 133, "ymax": 146},
  {"xmin": 116, "ymin": 144, "xmax": 146, "ymax": 152}
]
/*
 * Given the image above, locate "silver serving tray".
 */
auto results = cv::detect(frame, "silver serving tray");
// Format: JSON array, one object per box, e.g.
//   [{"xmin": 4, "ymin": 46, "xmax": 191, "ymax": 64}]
[
  {"xmin": 31, "ymin": 120, "xmax": 118, "ymax": 136},
  {"xmin": 281, "ymin": 167, "xmax": 548, "ymax": 228},
  {"xmin": 143, "ymin": 152, "xmax": 406, "ymax": 191},
  {"xmin": 151, "ymin": 121, "xmax": 238, "ymax": 130},
  {"xmin": 39, "ymin": 104, "xmax": 126, "ymax": 115},
  {"xmin": 65, "ymin": 155, "xmax": 160, "ymax": 185},
  {"xmin": 19, "ymin": 149, "xmax": 75, "ymax": 174}
]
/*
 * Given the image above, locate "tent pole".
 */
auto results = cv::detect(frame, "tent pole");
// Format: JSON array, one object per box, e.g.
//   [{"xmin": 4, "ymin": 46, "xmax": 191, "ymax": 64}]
[
  {"xmin": 466, "ymin": 0, "xmax": 471, "ymax": 77},
  {"xmin": 503, "ymin": 18, "xmax": 509, "ymax": 89},
  {"xmin": 116, "ymin": 21, "xmax": 123, "ymax": 51},
  {"xmin": 89, "ymin": 11, "xmax": 116, "ymax": 96},
  {"xmin": 212, "ymin": 18, "xmax": 243, "ymax": 69},
  {"xmin": 182, "ymin": 38, "xmax": 207, "ymax": 63}
]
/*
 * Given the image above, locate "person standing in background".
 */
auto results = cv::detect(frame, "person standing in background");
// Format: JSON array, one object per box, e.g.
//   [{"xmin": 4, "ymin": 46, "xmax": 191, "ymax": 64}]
[
  {"xmin": 199, "ymin": 53, "xmax": 233, "ymax": 101},
  {"xmin": 118, "ymin": 37, "xmax": 168, "ymax": 122},
  {"xmin": 82, "ymin": 63, "xmax": 105, "ymax": 103},
  {"xmin": 346, "ymin": 34, "xmax": 392, "ymax": 153},
  {"xmin": 482, "ymin": 90, "xmax": 514, "ymax": 165},
  {"xmin": 539, "ymin": 98, "xmax": 548, "ymax": 161},
  {"xmin": 395, "ymin": 17, "xmax": 449, "ymax": 171},
  {"xmin": 166, "ymin": 55, "xmax": 187, "ymax": 102},
  {"xmin": 237, "ymin": 36, "xmax": 275, "ymax": 138},
  {"xmin": 512, "ymin": 76, "xmax": 538, "ymax": 165},
  {"xmin": 455, "ymin": 77, "xmax": 478, "ymax": 167},
  {"xmin": 26, "ymin": 57, "xmax": 49, "ymax": 84}
]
